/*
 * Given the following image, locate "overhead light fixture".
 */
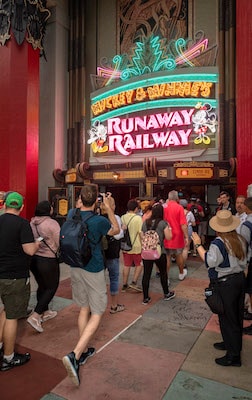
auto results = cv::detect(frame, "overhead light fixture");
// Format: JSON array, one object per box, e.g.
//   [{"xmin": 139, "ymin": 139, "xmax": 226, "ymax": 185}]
[{"xmin": 112, "ymin": 171, "xmax": 120, "ymax": 180}]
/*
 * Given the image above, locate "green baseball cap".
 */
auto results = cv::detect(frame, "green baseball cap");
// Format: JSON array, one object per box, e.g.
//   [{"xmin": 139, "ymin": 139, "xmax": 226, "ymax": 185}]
[{"xmin": 5, "ymin": 192, "xmax": 24, "ymax": 209}]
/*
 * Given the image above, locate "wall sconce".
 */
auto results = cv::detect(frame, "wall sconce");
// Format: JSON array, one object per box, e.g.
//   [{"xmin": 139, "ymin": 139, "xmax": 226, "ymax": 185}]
[{"xmin": 112, "ymin": 171, "xmax": 120, "ymax": 180}]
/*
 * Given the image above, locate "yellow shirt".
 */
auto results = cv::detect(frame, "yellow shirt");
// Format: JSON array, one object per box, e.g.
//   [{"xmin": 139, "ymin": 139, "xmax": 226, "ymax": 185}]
[{"xmin": 121, "ymin": 212, "xmax": 143, "ymax": 254}]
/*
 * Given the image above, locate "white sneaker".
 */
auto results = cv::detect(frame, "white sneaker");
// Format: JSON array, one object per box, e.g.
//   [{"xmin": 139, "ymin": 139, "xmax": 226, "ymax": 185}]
[
  {"xmin": 42, "ymin": 310, "xmax": 57, "ymax": 322},
  {"xmin": 27, "ymin": 316, "xmax": 43, "ymax": 333},
  {"xmin": 178, "ymin": 271, "xmax": 186, "ymax": 281},
  {"xmin": 183, "ymin": 268, "xmax": 188, "ymax": 277}
]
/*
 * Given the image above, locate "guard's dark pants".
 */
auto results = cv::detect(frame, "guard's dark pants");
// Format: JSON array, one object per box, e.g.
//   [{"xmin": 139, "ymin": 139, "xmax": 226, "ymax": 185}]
[
  {"xmin": 218, "ymin": 271, "xmax": 245, "ymax": 357},
  {"xmin": 30, "ymin": 255, "xmax": 60, "ymax": 315}
]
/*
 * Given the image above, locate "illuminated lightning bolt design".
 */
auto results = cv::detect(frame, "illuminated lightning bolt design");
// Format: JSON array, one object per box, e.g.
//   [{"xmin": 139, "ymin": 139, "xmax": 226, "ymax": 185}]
[
  {"xmin": 95, "ymin": 35, "xmax": 210, "ymax": 86},
  {"xmin": 176, "ymin": 39, "xmax": 209, "ymax": 65},
  {"xmin": 97, "ymin": 55, "xmax": 122, "ymax": 86},
  {"xmin": 151, "ymin": 36, "xmax": 176, "ymax": 72}
]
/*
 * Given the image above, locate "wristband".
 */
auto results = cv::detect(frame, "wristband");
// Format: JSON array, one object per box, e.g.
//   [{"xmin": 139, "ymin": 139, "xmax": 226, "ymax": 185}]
[{"xmin": 195, "ymin": 244, "xmax": 202, "ymax": 249}]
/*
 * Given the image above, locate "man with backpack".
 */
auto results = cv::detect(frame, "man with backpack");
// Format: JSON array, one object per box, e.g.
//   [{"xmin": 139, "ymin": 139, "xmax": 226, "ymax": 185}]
[
  {"xmin": 121, "ymin": 199, "xmax": 143, "ymax": 292},
  {"xmin": 62, "ymin": 184, "xmax": 119, "ymax": 386}
]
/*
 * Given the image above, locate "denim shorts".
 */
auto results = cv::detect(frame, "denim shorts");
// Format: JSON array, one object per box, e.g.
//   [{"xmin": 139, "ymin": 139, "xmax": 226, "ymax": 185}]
[
  {"xmin": 165, "ymin": 248, "xmax": 183, "ymax": 255},
  {"xmin": 105, "ymin": 258, "xmax": 120, "ymax": 295},
  {"xmin": 0, "ymin": 278, "xmax": 30, "ymax": 319}
]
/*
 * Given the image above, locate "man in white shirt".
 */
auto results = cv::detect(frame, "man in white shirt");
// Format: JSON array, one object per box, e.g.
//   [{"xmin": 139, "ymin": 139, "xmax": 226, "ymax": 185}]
[{"xmin": 235, "ymin": 195, "xmax": 247, "ymax": 234}]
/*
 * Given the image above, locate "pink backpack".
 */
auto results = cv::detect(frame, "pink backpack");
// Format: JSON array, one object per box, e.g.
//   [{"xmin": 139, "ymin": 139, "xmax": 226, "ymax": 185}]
[{"xmin": 141, "ymin": 230, "xmax": 161, "ymax": 260}]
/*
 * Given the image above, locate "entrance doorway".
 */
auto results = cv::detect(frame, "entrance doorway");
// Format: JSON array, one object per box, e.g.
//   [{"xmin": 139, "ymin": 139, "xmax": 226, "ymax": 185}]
[
  {"xmin": 153, "ymin": 183, "xmax": 206, "ymax": 202},
  {"xmin": 102, "ymin": 184, "xmax": 139, "ymax": 216}
]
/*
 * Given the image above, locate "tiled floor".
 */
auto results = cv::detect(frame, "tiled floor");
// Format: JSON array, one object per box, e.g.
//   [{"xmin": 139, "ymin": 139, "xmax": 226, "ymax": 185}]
[{"xmin": 1, "ymin": 257, "xmax": 252, "ymax": 400}]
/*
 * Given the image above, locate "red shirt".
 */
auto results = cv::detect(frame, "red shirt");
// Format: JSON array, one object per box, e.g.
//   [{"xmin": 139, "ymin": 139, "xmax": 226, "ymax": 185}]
[{"xmin": 164, "ymin": 201, "xmax": 187, "ymax": 249}]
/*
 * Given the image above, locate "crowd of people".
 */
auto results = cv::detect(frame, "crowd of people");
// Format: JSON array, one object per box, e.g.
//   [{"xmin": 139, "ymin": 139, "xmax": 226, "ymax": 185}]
[{"xmin": 0, "ymin": 186, "xmax": 252, "ymax": 386}]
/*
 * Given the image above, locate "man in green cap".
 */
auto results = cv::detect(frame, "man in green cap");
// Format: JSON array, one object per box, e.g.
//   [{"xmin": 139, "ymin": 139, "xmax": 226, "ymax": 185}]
[{"xmin": 0, "ymin": 192, "xmax": 40, "ymax": 371}]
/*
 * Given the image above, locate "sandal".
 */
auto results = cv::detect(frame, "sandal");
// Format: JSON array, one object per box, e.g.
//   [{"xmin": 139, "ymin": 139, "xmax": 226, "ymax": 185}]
[{"xmin": 110, "ymin": 304, "xmax": 125, "ymax": 314}]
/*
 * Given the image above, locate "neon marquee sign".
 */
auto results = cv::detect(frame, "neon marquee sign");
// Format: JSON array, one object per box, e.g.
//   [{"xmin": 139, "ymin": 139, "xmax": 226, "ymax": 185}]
[
  {"xmin": 88, "ymin": 103, "xmax": 217, "ymax": 156},
  {"xmin": 89, "ymin": 33, "xmax": 219, "ymax": 159},
  {"xmin": 90, "ymin": 72, "xmax": 218, "ymax": 124},
  {"xmin": 91, "ymin": 81, "xmax": 214, "ymax": 118}
]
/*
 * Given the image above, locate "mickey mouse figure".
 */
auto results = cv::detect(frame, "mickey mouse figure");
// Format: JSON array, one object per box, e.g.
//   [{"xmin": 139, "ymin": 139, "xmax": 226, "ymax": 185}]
[
  {"xmin": 192, "ymin": 103, "xmax": 217, "ymax": 145},
  {"xmin": 87, "ymin": 120, "xmax": 108, "ymax": 153}
]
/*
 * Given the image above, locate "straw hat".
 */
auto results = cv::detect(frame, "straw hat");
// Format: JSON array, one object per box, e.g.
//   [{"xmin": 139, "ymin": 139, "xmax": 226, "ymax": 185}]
[
  {"xmin": 209, "ymin": 210, "xmax": 240, "ymax": 233},
  {"xmin": 140, "ymin": 200, "xmax": 150, "ymax": 211}
]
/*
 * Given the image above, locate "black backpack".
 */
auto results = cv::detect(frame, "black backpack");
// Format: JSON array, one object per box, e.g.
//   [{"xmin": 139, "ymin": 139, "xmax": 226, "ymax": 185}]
[
  {"xmin": 60, "ymin": 209, "xmax": 95, "ymax": 267},
  {"xmin": 120, "ymin": 215, "xmax": 136, "ymax": 252},
  {"xmin": 201, "ymin": 202, "xmax": 211, "ymax": 220}
]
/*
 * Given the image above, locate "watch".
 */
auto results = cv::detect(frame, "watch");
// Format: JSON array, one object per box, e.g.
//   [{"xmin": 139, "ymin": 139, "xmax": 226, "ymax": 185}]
[{"xmin": 195, "ymin": 244, "xmax": 202, "ymax": 249}]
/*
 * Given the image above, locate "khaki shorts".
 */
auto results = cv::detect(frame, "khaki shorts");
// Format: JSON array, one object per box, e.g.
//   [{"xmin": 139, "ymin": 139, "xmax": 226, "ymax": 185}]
[
  {"xmin": 71, "ymin": 268, "xmax": 107, "ymax": 315},
  {"xmin": 0, "ymin": 278, "xmax": 30, "ymax": 319}
]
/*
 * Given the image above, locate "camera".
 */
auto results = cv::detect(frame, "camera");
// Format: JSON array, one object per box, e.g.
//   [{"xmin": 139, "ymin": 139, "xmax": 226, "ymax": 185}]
[
  {"xmin": 97, "ymin": 193, "xmax": 103, "ymax": 203},
  {"xmin": 97, "ymin": 194, "xmax": 103, "ymax": 203},
  {"xmin": 98, "ymin": 192, "xmax": 110, "ymax": 203}
]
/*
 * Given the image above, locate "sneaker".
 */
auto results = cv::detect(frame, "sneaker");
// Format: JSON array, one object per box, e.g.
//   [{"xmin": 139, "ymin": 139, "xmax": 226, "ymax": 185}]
[
  {"xmin": 27, "ymin": 315, "xmax": 43, "ymax": 333},
  {"xmin": 129, "ymin": 282, "xmax": 143, "ymax": 292},
  {"xmin": 183, "ymin": 268, "xmax": 188, "ymax": 277},
  {"xmin": 193, "ymin": 252, "xmax": 197, "ymax": 257},
  {"xmin": 62, "ymin": 351, "xmax": 80, "ymax": 386},
  {"xmin": 42, "ymin": 310, "xmax": 57, "ymax": 322},
  {"xmin": 79, "ymin": 347, "xmax": 95, "ymax": 366},
  {"xmin": 164, "ymin": 291, "xmax": 175, "ymax": 301},
  {"xmin": 110, "ymin": 304, "xmax": 125, "ymax": 314},
  {"xmin": 121, "ymin": 284, "xmax": 129, "ymax": 292},
  {"xmin": 1, "ymin": 352, "xmax": 31, "ymax": 371},
  {"xmin": 142, "ymin": 297, "xmax": 151, "ymax": 305},
  {"xmin": 178, "ymin": 270, "xmax": 187, "ymax": 281}
]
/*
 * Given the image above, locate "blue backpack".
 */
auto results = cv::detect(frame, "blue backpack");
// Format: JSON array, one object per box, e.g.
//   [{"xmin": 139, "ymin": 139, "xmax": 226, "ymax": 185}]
[{"xmin": 60, "ymin": 209, "xmax": 95, "ymax": 267}]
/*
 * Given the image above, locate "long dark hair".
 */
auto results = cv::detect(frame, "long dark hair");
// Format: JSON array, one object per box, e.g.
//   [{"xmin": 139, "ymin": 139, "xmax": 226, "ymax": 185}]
[{"xmin": 146, "ymin": 203, "xmax": 163, "ymax": 230}]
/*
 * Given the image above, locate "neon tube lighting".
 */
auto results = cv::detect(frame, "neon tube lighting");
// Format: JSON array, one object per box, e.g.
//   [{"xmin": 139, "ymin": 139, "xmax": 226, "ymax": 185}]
[
  {"xmin": 91, "ymin": 73, "xmax": 218, "ymax": 103},
  {"xmin": 91, "ymin": 98, "xmax": 218, "ymax": 124}
]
